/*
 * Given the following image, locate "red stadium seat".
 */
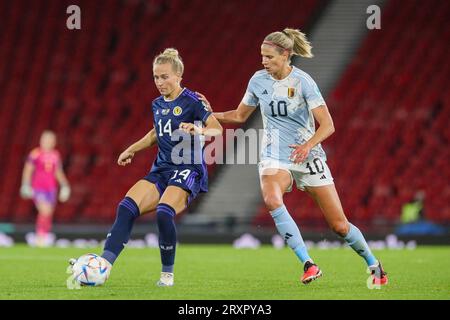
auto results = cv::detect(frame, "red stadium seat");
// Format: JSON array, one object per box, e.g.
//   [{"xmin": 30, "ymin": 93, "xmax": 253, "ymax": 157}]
[
  {"xmin": 1, "ymin": 0, "xmax": 448, "ymax": 227},
  {"xmin": 252, "ymin": 0, "xmax": 450, "ymax": 227}
]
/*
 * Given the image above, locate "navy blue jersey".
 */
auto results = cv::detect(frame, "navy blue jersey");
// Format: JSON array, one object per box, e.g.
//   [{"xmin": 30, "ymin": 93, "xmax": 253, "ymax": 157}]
[{"xmin": 150, "ymin": 88, "xmax": 211, "ymax": 193}]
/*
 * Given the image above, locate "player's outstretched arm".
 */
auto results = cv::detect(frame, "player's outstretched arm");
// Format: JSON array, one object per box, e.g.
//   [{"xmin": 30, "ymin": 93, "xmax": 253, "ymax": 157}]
[
  {"xmin": 117, "ymin": 128, "xmax": 156, "ymax": 166},
  {"xmin": 196, "ymin": 92, "xmax": 255, "ymax": 125},
  {"xmin": 195, "ymin": 92, "xmax": 212, "ymax": 112},
  {"xmin": 214, "ymin": 102, "xmax": 255, "ymax": 124}
]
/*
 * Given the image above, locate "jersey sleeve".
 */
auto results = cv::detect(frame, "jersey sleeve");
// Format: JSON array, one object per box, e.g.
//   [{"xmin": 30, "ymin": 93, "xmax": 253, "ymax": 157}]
[
  {"xmin": 241, "ymin": 77, "xmax": 259, "ymax": 107},
  {"xmin": 151, "ymin": 100, "xmax": 158, "ymax": 127},
  {"xmin": 301, "ymin": 75, "xmax": 326, "ymax": 110},
  {"xmin": 194, "ymin": 100, "xmax": 212, "ymax": 123},
  {"xmin": 26, "ymin": 149, "xmax": 39, "ymax": 165}
]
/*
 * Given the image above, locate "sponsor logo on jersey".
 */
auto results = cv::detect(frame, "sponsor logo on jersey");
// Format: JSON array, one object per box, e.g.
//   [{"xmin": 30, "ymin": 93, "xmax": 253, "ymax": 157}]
[
  {"xmin": 173, "ymin": 106, "xmax": 183, "ymax": 116},
  {"xmin": 262, "ymin": 89, "xmax": 268, "ymax": 94},
  {"xmin": 162, "ymin": 109, "xmax": 171, "ymax": 115},
  {"xmin": 287, "ymin": 87, "xmax": 295, "ymax": 98},
  {"xmin": 201, "ymin": 101, "xmax": 210, "ymax": 111}
]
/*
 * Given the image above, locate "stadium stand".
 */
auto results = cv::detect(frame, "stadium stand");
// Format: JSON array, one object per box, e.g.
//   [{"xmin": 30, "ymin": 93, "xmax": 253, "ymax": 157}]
[
  {"xmin": 1, "ymin": 0, "xmax": 447, "ymax": 228},
  {"xmin": 0, "ymin": 0, "xmax": 322, "ymax": 223},
  {"xmin": 253, "ymin": 0, "xmax": 450, "ymax": 228}
]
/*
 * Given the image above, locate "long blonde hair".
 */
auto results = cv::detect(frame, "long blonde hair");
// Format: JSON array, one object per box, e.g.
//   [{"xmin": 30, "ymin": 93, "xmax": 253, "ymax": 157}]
[
  {"xmin": 264, "ymin": 28, "xmax": 313, "ymax": 61},
  {"xmin": 153, "ymin": 48, "xmax": 184, "ymax": 76}
]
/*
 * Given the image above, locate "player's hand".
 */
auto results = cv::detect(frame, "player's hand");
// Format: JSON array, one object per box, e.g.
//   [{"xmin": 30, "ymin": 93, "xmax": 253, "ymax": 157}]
[
  {"xmin": 289, "ymin": 143, "xmax": 312, "ymax": 164},
  {"xmin": 59, "ymin": 185, "xmax": 71, "ymax": 202},
  {"xmin": 196, "ymin": 92, "xmax": 213, "ymax": 112},
  {"xmin": 118, "ymin": 150, "xmax": 135, "ymax": 166},
  {"xmin": 20, "ymin": 184, "xmax": 33, "ymax": 199},
  {"xmin": 179, "ymin": 122, "xmax": 203, "ymax": 135}
]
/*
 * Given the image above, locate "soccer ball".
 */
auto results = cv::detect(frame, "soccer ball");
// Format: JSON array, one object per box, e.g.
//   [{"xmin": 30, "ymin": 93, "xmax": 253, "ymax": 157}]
[{"xmin": 71, "ymin": 253, "xmax": 111, "ymax": 286}]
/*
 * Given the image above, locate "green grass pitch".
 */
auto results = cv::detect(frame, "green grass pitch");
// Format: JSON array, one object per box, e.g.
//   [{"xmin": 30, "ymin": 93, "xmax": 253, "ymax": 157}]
[{"xmin": 0, "ymin": 245, "xmax": 449, "ymax": 300}]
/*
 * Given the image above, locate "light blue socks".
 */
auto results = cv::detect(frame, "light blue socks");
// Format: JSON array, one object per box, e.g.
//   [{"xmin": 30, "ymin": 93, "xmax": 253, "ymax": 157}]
[
  {"xmin": 270, "ymin": 205, "xmax": 377, "ymax": 267},
  {"xmin": 270, "ymin": 205, "xmax": 312, "ymax": 264},
  {"xmin": 343, "ymin": 223, "xmax": 377, "ymax": 266}
]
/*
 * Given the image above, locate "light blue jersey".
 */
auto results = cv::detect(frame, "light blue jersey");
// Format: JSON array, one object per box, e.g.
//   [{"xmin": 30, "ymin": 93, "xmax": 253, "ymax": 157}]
[{"xmin": 242, "ymin": 66, "xmax": 327, "ymax": 164}]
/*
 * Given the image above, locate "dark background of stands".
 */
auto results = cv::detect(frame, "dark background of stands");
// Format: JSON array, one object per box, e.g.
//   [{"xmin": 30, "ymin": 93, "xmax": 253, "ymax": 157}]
[{"xmin": 0, "ymin": 0, "xmax": 448, "ymax": 242}]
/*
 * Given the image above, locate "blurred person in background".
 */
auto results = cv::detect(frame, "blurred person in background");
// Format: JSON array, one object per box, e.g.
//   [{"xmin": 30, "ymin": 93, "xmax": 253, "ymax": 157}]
[
  {"xmin": 401, "ymin": 190, "xmax": 425, "ymax": 224},
  {"xmin": 20, "ymin": 130, "xmax": 71, "ymax": 247}
]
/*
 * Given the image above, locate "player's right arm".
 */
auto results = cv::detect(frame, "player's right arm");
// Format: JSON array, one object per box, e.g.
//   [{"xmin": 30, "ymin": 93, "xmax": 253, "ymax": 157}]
[
  {"xmin": 118, "ymin": 128, "xmax": 156, "ymax": 166},
  {"xmin": 196, "ymin": 92, "xmax": 255, "ymax": 125},
  {"xmin": 20, "ymin": 153, "xmax": 35, "ymax": 198},
  {"xmin": 197, "ymin": 73, "xmax": 258, "ymax": 125},
  {"xmin": 213, "ymin": 102, "xmax": 256, "ymax": 124}
]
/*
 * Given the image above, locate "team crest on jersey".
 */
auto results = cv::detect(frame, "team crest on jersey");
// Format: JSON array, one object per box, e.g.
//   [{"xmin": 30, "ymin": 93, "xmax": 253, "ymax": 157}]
[
  {"xmin": 173, "ymin": 106, "xmax": 183, "ymax": 116},
  {"xmin": 162, "ymin": 109, "xmax": 171, "ymax": 115},
  {"xmin": 287, "ymin": 87, "xmax": 295, "ymax": 99}
]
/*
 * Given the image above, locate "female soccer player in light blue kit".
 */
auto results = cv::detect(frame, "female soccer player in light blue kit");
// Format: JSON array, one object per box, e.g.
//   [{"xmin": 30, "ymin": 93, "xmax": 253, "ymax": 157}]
[{"xmin": 201, "ymin": 28, "xmax": 387, "ymax": 286}]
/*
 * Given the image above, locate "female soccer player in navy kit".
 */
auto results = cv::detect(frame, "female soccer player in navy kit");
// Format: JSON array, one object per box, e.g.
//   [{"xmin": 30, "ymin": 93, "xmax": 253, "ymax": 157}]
[
  {"xmin": 78, "ymin": 48, "xmax": 222, "ymax": 286},
  {"xmin": 199, "ymin": 28, "xmax": 387, "ymax": 286}
]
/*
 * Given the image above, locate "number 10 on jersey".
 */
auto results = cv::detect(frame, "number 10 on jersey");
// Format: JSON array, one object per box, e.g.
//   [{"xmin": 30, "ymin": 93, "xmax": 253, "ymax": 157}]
[{"xmin": 269, "ymin": 101, "xmax": 288, "ymax": 117}]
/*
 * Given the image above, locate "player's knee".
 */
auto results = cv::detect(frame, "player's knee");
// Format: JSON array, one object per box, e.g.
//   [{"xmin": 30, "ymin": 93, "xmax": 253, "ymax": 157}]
[
  {"xmin": 263, "ymin": 195, "xmax": 283, "ymax": 211},
  {"xmin": 38, "ymin": 206, "xmax": 54, "ymax": 216},
  {"xmin": 39, "ymin": 211, "xmax": 53, "ymax": 217},
  {"xmin": 331, "ymin": 221, "xmax": 349, "ymax": 237}
]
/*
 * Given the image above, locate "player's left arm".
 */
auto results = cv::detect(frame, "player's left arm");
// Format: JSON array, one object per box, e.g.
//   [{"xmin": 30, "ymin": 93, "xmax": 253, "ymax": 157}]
[
  {"xmin": 289, "ymin": 105, "xmax": 335, "ymax": 164},
  {"xmin": 180, "ymin": 114, "xmax": 223, "ymax": 137},
  {"xmin": 55, "ymin": 162, "xmax": 71, "ymax": 202},
  {"xmin": 180, "ymin": 98, "xmax": 223, "ymax": 136},
  {"xmin": 307, "ymin": 104, "xmax": 335, "ymax": 147},
  {"xmin": 202, "ymin": 114, "xmax": 223, "ymax": 136}
]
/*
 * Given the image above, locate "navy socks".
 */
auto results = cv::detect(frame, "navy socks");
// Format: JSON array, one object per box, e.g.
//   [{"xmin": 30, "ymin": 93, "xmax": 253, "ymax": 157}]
[
  {"xmin": 102, "ymin": 197, "xmax": 140, "ymax": 265},
  {"xmin": 101, "ymin": 197, "xmax": 178, "ymax": 273},
  {"xmin": 156, "ymin": 203, "xmax": 177, "ymax": 273}
]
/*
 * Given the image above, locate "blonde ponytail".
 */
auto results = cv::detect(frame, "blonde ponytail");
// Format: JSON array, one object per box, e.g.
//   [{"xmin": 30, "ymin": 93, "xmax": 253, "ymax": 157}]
[
  {"xmin": 282, "ymin": 28, "xmax": 313, "ymax": 58},
  {"xmin": 153, "ymin": 48, "xmax": 184, "ymax": 76},
  {"xmin": 263, "ymin": 28, "xmax": 313, "ymax": 61}
]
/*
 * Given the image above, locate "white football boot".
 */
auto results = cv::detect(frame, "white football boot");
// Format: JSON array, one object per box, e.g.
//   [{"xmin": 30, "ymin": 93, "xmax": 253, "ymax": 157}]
[
  {"xmin": 156, "ymin": 272, "xmax": 174, "ymax": 287},
  {"xmin": 67, "ymin": 258, "xmax": 77, "ymax": 274}
]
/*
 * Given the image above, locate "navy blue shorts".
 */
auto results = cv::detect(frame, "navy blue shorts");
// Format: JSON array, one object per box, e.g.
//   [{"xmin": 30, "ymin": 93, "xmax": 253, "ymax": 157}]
[{"xmin": 143, "ymin": 166, "xmax": 202, "ymax": 205}]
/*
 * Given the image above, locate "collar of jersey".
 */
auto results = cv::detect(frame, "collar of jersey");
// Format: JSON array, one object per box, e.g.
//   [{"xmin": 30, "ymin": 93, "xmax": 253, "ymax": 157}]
[
  {"xmin": 162, "ymin": 87, "xmax": 186, "ymax": 102},
  {"xmin": 269, "ymin": 66, "xmax": 296, "ymax": 82}
]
